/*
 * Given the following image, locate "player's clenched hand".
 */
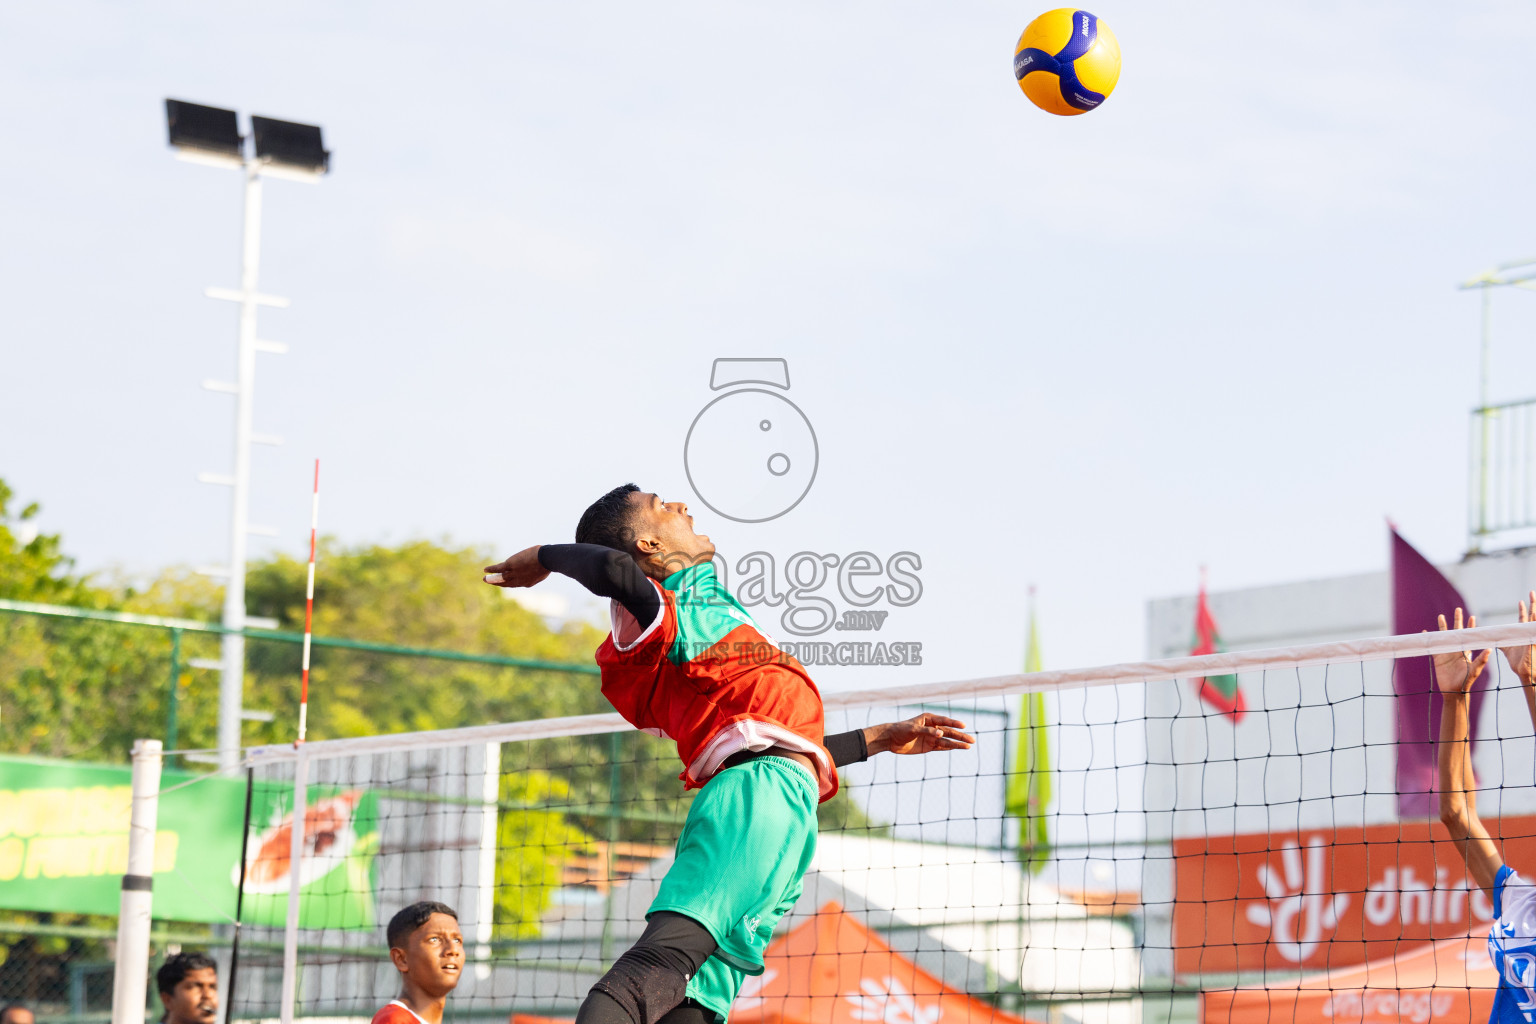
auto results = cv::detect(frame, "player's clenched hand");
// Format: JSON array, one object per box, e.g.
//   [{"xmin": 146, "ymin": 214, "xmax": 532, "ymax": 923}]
[
  {"xmin": 1431, "ymin": 607, "xmax": 1491, "ymax": 696},
  {"xmin": 1498, "ymin": 591, "xmax": 1536, "ymax": 687},
  {"xmin": 866, "ymin": 714, "xmax": 975, "ymax": 756},
  {"xmin": 483, "ymin": 546, "xmax": 550, "ymax": 588}
]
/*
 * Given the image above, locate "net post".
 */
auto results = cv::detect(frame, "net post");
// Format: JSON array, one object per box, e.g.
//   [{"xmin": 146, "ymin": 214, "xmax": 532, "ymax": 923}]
[
  {"xmin": 278, "ymin": 748, "xmax": 310, "ymax": 1024},
  {"xmin": 225, "ymin": 766, "xmax": 255, "ymax": 1024},
  {"xmin": 110, "ymin": 739, "xmax": 163, "ymax": 1024},
  {"xmin": 599, "ymin": 731, "xmax": 622, "ymax": 964},
  {"xmin": 473, "ymin": 741, "xmax": 500, "ymax": 979}
]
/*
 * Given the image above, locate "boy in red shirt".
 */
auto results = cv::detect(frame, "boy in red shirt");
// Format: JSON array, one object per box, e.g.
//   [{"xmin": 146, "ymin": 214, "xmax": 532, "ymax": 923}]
[
  {"xmin": 371, "ymin": 902, "xmax": 464, "ymax": 1024},
  {"xmin": 485, "ymin": 485, "xmax": 973, "ymax": 1024}
]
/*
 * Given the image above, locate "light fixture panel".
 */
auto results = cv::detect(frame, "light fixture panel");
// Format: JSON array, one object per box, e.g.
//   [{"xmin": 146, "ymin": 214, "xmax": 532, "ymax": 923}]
[
  {"xmin": 251, "ymin": 116, "xmax": 329, "ymax": 175},
  {"xmin": 165, "ymin": 99, "xmax": 243, "ymax": 159}
]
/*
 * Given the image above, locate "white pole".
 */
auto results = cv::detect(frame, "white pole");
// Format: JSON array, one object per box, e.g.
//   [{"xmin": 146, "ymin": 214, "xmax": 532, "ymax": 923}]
[
  {"xmin": 474, "ymin": 742, "xmax": 500, "ymax": 980},
  {"xmin": 111, "ymin": 739, "xmax": 164, "ymax": 1024},
  {"xmin": 218, "ymin": 160, "xmax": 264, "ymax": 770},
  {"xmin": 278, "ymin": 749, "xmax": 309, "ymax": 1024}
]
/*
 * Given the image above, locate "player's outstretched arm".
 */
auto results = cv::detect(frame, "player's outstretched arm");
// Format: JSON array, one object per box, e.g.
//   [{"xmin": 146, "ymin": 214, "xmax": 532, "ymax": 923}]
[
  {"xmin": 1434, "ymin": 608, "xmax": 1503, "ymax": 899},
  {"xmin": 485, "ymin": 544, "xmax": 661, "ymax": 626},
  {"xmin": 864, "ymin": 713, "xmax": 975, "ymax": 756},
  {"xmin": 483, "ymin": 546, "xmax": 551, "ymax": 588},
  {"xmin": 1497, "ymin": 590, "xmax": 1536, "ymax": 732}
]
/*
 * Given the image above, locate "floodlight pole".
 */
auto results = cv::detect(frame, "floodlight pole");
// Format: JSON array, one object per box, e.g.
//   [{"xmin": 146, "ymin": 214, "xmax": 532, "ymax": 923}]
[
  {"xmin": 170, "ymin": 100, "xmax": 325, "ymax": 769},
  {"xmin": 216, "ymin": 161, "xmax": 265, "ymax": 770}
]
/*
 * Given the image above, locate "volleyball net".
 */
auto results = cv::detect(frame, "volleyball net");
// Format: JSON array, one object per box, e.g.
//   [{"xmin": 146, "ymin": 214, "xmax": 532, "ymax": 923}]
[{"xmin": 196, "ymin": 620, "xmax": 1536, "ymax": 1024}]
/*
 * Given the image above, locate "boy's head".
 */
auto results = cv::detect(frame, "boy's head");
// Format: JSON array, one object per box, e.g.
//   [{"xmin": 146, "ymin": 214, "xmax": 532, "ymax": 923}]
[
  {"xmin": 576, "ymin": 484, "xmax": 714, "ymax": 579},
  {"xmin": 156, "ymin": 952, "xmax": 219, "ymax": 1024},
  {"xmin": 386, "ymin": 901, "xmax": 463, "ymax": 999}
]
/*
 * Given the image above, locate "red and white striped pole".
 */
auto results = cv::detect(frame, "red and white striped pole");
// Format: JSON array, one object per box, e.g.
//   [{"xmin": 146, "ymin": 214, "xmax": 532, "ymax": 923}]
[{"xmin": 297, "ymin": 459, "xmax": 319, "ymax": 744}]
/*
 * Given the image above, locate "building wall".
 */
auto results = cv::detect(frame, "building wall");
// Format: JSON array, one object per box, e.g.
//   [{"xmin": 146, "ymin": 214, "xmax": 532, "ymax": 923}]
[{"xmin": 1138, "ymin": 545, "xmax": 1536, "ymax": 984}]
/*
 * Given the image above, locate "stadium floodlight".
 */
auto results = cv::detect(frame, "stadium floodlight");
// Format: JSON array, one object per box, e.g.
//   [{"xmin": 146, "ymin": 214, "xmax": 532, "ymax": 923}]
[
  {"xmin": 251, "ymin": 115, "xmax": 330, "ymax": 180},
  {"xmin": 164, "ymin": 98, "xmax": 330, "ymax": 772},
  {"xmin": 165, "ymin": 99, "xmax": 244, "ymax": 168}
]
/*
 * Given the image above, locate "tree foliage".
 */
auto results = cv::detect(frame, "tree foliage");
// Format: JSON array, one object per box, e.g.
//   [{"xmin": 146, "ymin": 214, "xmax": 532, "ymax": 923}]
[
  {"xmin": 0, "ymin": 479, "xmax": 94, "ymax": 606},
  {"xmin": 493, "ymin": 771, "xmax": 596, "ymax": 940},
  {"xmin": 0, "ymin": 477, "xmax": 885, "ymax": 954},
  {"xmin": 241, "ymin": 539, "xmax": 610, "ymax": 743}
]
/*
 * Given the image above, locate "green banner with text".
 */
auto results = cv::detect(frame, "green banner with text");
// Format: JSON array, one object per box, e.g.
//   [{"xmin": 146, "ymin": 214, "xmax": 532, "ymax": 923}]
[{"xmin": 0, "ymin": 755, "xmax": 377, "ymax": 928}]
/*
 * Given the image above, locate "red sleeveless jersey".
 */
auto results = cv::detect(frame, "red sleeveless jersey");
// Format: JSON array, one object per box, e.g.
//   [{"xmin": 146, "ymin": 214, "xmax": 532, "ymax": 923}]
[{"xmin": 594, "ymin": 562, "xmax": 836, "ymax": 801}]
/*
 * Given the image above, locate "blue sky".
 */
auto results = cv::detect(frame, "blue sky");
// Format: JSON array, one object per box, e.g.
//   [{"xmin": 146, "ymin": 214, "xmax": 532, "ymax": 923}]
[{"xmin": 4, "ymin": 0, "xmax": 1536, "ymax": 701}]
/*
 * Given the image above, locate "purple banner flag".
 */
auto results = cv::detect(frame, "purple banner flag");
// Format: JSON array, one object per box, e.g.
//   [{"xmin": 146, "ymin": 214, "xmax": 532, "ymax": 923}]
[{"xmin": 1392, "ymin": 527, "xmax": 1483, "ymax": 818}]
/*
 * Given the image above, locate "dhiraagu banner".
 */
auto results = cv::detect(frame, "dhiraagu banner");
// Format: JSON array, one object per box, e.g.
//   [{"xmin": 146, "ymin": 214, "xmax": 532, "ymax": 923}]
[{"xmin": 0, "ymin": 755, "xmax": 377, "ymax": 929}]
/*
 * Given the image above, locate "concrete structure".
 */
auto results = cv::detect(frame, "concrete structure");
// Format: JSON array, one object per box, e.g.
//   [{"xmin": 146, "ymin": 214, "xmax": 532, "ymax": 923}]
[{"xmin": 1140, "ymin": 543, "xmax": 1536, "ymax": 1008}]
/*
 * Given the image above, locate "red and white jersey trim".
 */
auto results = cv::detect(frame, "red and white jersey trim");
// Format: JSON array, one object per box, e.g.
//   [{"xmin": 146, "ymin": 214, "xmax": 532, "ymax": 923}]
[
  {"xmin": 688, "ymin": 719, "xmax": 833, "ymax": 795},
  {"xmin": 387, "ymin": 1002, "xmax": 430, "ymax": 1024},
  {"xmin": 610, "ymin": 580, "xmax": 666, "ymax": 652}
]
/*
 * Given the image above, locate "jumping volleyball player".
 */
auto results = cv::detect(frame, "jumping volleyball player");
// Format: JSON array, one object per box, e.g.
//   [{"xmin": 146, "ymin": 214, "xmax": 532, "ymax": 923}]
[
  {"xmin": 1431, "ymin": 595, "xmax": 1536, "ymax": 1022},
  {"xmin": 483, "ymin": 485, "xmax": 974, "ymax": 1024}
]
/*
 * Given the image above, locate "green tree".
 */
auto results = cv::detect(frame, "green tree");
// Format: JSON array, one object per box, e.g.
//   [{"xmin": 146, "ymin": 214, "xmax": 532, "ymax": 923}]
[
  {"xmin": 0, "ymin": 486, "xmax": 889, "ymax": 952},
  {"xmin": 0, "ymin": 481, "xmax": 179, "ymax": 758},
  {"xmin": 0, "ymin": 479, "xmax": 95, "ymax": 606},
  {"xmin": 493, "ymin": 771, "xmax": 596, "ymax": 939},
  {"xmin": 240, "ymin": 538, "xmax": 610, "ymax": 744}
]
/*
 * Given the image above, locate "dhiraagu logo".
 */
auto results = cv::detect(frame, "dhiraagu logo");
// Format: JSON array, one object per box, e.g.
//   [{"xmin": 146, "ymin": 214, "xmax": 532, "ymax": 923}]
[{"xmin": 1243, "ymin": 837, "xmax": 1349, "ymax": 963}]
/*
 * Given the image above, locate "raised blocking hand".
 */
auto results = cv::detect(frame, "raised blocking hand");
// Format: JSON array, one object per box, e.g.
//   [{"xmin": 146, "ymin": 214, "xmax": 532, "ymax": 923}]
[
  {"xmin": 1498, "ymin": 591, "xmax": 1536, "ymax": 687},
  {"xmin": 1432, "ymin": 607, "xmax": 1492, "ymax": 696}
]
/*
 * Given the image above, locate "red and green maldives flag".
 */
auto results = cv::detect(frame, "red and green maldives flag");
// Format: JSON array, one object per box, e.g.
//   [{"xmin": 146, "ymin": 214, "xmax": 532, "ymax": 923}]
[{"xmin": 1191, "ymin": 577, "xmax": 1246, "ymax": 721}]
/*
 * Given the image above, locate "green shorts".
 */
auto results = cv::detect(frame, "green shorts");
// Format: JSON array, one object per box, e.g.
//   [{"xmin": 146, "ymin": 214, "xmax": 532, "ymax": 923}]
[{"xmin": 648, "ymin": 755, "xmax": 819, "ymax": 1023}]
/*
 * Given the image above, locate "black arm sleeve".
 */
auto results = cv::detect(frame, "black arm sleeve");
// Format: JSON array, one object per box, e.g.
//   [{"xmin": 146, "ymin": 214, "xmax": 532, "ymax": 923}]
[
  {"xmin": 537, "ymin": 544, "xmax": 660, "ymax": 626},
  {"xmin": 825, "ymin": 729, "xmax": 869, "ymax": 767}
]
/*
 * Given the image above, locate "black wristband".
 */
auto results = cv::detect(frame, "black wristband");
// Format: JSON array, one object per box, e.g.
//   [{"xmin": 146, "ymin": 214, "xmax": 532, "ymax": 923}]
[{"xmin": 825, "ymin": 728, "xmax": 869, "ymax": 767}]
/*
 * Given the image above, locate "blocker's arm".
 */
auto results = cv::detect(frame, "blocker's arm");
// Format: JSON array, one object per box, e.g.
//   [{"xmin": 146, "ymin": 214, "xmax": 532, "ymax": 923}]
[
  {"xmin": 1434, "ymin": 609, "xmax": 1503, "ymax": 899},
  {"xmin": 1496, "ymin": 590, "xmax": 1536, "ymax": 732}
]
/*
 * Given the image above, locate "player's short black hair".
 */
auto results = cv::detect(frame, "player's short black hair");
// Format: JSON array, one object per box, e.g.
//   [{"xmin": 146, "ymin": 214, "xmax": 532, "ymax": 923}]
[
  {"xmin": 387, "ymin": 900, "xmax": 458, "ymax": 950},
  {"xmin": 575, "ymin": 483, "xmax": 641, "ymax": 552},
  {"xmin": 157, "ymin": 952, "xmax": 217, "ymax": 996}
]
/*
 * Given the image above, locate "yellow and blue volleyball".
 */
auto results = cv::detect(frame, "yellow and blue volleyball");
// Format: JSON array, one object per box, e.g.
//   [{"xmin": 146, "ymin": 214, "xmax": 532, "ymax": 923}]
[{"xmin": 1013, "ymin": 8, "xmax": 1121, "ymax": 116}]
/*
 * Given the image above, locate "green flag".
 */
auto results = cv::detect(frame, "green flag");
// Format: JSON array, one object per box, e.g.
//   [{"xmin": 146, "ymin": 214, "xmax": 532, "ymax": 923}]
[{"xmin": 1004, "ymin": 602, "xmax": 1051, "ymax": 872}]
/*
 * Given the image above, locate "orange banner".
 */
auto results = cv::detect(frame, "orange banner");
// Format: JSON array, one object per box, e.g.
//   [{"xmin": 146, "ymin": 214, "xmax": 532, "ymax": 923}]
[{"xmin": 1173, "ymin": 815, "xmax": 1536, "ymax": 975}]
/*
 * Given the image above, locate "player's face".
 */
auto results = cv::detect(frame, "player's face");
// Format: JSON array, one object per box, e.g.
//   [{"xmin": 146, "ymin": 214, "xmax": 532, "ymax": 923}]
[
  {"xmin": 401, "ymin": 913, "xmax": 464, "ymax": 997},
  {"xmin": 161, "ymin": 968, "xmax": 218, "ymax": 1024},
  {"xmin": 631, "ymin": 491, "xmax": 715, "ymax": 568}
]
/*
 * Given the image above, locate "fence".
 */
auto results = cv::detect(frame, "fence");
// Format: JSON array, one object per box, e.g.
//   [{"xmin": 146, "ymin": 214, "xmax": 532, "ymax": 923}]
[
  {"xmin": 0, "ymin": 597, "xmax": 603, "ymax": 1024},
  {"xmin": 19, "ymin": 606, "xmax": 1536, "ymax": 1024},
  {"xmin": 99, "ymin": 618, "xmax": 1536, "ymax": 1024},
  {"xmin": 0, "ymin": 598, "xmax": 1018, "ymax": 1024},
  {"xmin": 1469, "ymin": 395, "xmax": 1536, "ymax": 550}
]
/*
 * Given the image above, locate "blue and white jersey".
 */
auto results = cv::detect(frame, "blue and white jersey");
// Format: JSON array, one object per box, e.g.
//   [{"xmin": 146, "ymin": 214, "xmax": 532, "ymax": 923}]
[{"xmin": 1489, "ymin": 866, "xmax": 1536, "ymax": 1023}]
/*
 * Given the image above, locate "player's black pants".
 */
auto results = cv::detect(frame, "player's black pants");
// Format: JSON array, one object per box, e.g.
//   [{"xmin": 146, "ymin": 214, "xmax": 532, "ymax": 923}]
[{"xmin": 576, "ymin": 912, "xmax": 719, "ymax": 1024}]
